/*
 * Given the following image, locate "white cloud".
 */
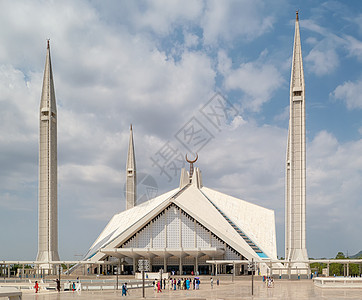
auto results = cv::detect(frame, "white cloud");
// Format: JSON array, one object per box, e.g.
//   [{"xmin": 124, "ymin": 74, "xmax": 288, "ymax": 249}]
[
  {"xmin": 344, "ymin": 35, "xmax": 362, "ymax": 61},
  {"xmin": 305, "ymin": 48, "xmax": 339, "ymax": 76},
  {"xmin": 184, "ymin": 32, "xmax": 199, "ymax": 48},
  {"xmin": 274, "ymin": 106, "xmax": 290, "ymax": 122},
  {"xmin": 331, "ymin": 79, "xmax": 362, "ymax": 109},
  {"xmin": 222, "ymin": 57, "xmax": 284, "ymax": 111},
  {"xmin": 308, "ymin": 131, "xmax": 362, "ymax": 205},
  {"xmin": 137, "ymin": 0, "xmax": 203, "ymax": 35},
  {"xmin": 302, "ymin": 19, "xmax": 329, "ymax": 36},
  {"xmin": 201, "ymin": 0, "xmax": 275, "ymax": 44},
  {"xmin": 307, "ymin": 131, "xmax": 362, "ymax": 255}
]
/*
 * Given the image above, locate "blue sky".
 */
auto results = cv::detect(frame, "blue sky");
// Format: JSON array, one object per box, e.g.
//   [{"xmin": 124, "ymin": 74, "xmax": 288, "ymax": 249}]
[{"xmin": 1, "ymin": 0, "xmax": 362, "ymax": 261}]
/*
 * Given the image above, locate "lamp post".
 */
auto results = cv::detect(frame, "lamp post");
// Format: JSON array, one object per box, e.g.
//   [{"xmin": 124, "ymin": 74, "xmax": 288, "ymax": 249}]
[
  {"xmin": 142, "ymin": 265, "xmax": 145, "ymax": 298},
  {"xmin": 138, "ymin": 258, "xmax": 149, "ymax": 298},
  {"xmin": 251, "ymin": 259, "xmax": 254, "ymax": 296},
  {"xmin": 116, "ymin": 259, "xmax": 120, "ymax": 290},
  {"xmin": 160, "ymin": 268, "xmax": 163, "ymax": 289}
]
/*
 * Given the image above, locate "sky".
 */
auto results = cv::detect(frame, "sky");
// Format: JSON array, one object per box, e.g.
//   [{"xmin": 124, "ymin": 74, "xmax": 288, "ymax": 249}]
[{"xmin": 1, "ymin": 0, "xmax": 362, "ymax": 261}]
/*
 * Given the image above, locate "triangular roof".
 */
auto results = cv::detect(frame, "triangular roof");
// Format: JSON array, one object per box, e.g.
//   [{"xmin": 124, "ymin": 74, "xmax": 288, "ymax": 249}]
[
  {"xmin": 85, "ymin": 172, "xmax": 277, "ymax": 262},
  {"xmin": 85, "ymin": 188, "xmax": 178, "ymax": 261}
]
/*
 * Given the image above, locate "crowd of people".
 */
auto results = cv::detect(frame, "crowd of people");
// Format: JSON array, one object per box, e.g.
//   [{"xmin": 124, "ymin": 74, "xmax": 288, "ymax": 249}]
[
  {"xmin": 119, "ymin": 276, "xmax": 222, "ymax": 296},
  {"xmin": 152, "ymin": 276, "xmax": 202, "ymax": 292}
]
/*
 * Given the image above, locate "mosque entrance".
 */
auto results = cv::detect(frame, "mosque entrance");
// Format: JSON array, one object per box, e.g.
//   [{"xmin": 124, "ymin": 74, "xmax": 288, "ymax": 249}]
[
  {"xmin": 123, "ymin": 265, "xmax": 133, "ymax": 275},
  {"xmin": 182, "ymin": 265, "xmax": 194, "ymax": 275},
  {"xmin": 167, "ymin": 265, "xmax": 179, "ymax": 274},
  {"xmin": 198, "ymin": 265, "xmax": 210, "ymax": 275},
  {"xmin": 152, "ymin": 265, "xmax": 163, "ymax": 272}
]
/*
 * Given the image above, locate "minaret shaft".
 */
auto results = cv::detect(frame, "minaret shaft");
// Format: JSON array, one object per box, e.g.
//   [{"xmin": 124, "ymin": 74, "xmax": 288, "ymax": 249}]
[
  {"xmin": 126, "ymin": 125, "xmax": 136, "ymax": 209},
  {"xmin": 285, "ymin": 13, "xmax": 308, "ymax": 263},
  {"xmin": 37, "ymin": 41, "xmax": 60, "ymax": 262}
]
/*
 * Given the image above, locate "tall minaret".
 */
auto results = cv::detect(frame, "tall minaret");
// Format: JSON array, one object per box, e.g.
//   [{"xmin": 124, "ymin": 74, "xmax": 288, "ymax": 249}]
[
  {"xmin": 285, "ymin": 12, "xmax": 308, "ymax": 264},
  {"xmin": 126, "ymin": 124, "xmax": 136, "ymax": 209},
  {"xmin": 36, "ymin": 41, "xmax": 60, "ymax": 263}
]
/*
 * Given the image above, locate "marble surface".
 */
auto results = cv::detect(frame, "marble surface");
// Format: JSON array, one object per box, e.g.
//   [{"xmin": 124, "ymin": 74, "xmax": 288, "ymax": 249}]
[{"xmin": 20, "ymin": 278, "xmax": 362, "ymax": 300}]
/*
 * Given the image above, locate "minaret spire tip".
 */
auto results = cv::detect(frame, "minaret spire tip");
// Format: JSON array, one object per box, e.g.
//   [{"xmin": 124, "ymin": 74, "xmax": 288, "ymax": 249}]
[
  {"xmin": 296, "ymin": 10, "xmax": 299, "ymax": 21},
  {"xmin": 47, "ymin": 39, "xmax": 50, "ymax": 49},
  {"xmin": 126, "ymin": 123, "xmax": 136, "ymax": 210}
]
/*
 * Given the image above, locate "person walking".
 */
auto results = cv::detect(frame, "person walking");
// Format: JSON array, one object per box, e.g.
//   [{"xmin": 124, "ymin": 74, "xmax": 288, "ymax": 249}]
[
  {"xmin": 210, "ymin": 277, "xmax": 213, "ymax": 289},
  {"xmin": 157, "ymin": 280, "xmax": 162, "ymax": 293},
  {"xmin": 34, "ymin": 281, "xmax": 39, "ymax": 293},
  {"xmin": 121, "ymin": 282, "xmax": 127, "ymax": 296},
  {"xmin": 196, "ymin": 278, "xmax": 200, "ymax": 290},
  {"xmin": 55, "ymin": 278, "xmax": 61, "ymax": 292}
]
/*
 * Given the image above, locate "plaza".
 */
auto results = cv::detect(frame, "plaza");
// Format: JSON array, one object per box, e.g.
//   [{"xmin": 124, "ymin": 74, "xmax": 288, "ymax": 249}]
[{"xmin": 6, "ymin": 276, "xmax": 362, "ymax": 300}]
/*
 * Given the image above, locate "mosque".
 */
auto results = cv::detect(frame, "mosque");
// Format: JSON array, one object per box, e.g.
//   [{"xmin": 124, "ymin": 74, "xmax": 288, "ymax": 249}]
[
  {"xmin": 36, "ymin": 13, "xmax": 308, "ymax": 277},
  {"xmin": 83, "ymin": 129, "xmax": 277, "ymax": 275}
]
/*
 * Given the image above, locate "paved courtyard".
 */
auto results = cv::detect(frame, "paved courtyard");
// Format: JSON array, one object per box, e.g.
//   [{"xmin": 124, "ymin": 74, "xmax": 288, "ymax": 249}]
[{"xmin": 18, "ymin": 279, "xmax": 362, "ymax": 300}]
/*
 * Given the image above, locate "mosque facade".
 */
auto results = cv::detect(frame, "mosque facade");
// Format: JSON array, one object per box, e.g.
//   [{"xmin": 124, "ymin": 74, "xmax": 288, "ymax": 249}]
[{"xmin": 83, "ymin": 128, "xmax": 277, "ymax": 276}]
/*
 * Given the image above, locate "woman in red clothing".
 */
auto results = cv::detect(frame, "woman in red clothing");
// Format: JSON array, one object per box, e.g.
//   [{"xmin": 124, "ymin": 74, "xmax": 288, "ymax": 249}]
[
  {"xmin": 34, "ymin": 281, "xmax": 39, "ymax": 293},
  {"xmin": 157, "ymin": 280, "xmax": 162, "ymax": 293}
]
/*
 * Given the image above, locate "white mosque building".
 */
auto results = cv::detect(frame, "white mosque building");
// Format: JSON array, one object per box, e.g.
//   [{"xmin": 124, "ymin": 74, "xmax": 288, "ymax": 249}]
[
  {"xmin": 83, "ymin": 127, "xmax": 277, "ymax": 276},
  {"xmin": 82, "ymin": 12, "xmax": 308, "ymax": 277}
]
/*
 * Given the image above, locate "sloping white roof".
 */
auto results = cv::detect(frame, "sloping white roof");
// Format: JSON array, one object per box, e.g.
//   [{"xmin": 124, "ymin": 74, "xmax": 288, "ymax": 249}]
[
  {"xmin": 201, "ymin": 187, "xmax": 277, "ymax": 259},
  {"xmin": 85, "ymin": 188, "xmax": 178, "ymax": 260},
  {"xmin": 173, "ymin": 185, "xmax": 258, "ymax": 259},
  {"xmin": 85, "ymin": 170, "xmax": 277, "ymax": 262}
]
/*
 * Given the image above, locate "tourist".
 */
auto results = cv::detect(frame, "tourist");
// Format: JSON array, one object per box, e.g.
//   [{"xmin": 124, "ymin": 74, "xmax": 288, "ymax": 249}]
[
  {"xmin": 169, "ymin": 278, "xmax": 172, "ymax": 290},
  {"xmin": 196, "ymin": 278, "xmax": 200, "ymax": 289},
  {"xmin": 210, "ymin": 277, "xmax": 213, "ymax": 289},
  {"xmin": 34, "ymin": 281, "xmax": 39, "ymax": 293},
  {"xmin": 186, "ymin": 278, "xmax": 190, "ymax": 290},
  {"xmin": 267, "ymin": 277, "xmax": 273, "ymax": 288},
  {"xmin": 55, "ymin": 278, "xmax": 60, "ymax": 292},
  {"xmin": 157, "ymin": 280, "xmax": 162, "ymax": 293},
  {"xmin": 217, "ymin": 278, "xmax": 219, "ymax": 286},
  {"xmin": 121, "ymin": 282, "xmax": 127, "ymax": 296}
]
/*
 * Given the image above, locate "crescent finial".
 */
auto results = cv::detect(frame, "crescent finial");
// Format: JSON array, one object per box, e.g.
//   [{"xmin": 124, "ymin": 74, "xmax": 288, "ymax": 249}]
[{"xmin": 185, "ymin": 153, "xmax": 198, "ymax": 164}]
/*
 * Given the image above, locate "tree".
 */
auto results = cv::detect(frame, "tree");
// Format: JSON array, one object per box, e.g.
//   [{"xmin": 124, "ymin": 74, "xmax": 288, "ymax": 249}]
[{"xmin": 329, "ymin": 263, "xmax": 343, "ymax": 276}]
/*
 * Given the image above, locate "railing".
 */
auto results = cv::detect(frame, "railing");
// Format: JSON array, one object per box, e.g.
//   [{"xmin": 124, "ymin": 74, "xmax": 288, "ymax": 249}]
[
  {"xmin": 0, "ymin": 287, "xmax": 22, "ymax": 300},
  {"xmin": 314, "ymin": 277, "xmax": 362, "ymax": 288}
]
